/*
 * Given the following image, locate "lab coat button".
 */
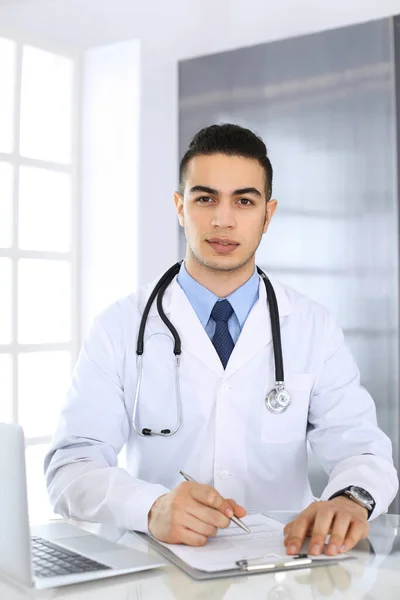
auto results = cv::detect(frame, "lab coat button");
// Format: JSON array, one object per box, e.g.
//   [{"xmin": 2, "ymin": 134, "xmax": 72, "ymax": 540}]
[
  {"xmin": 221, "ymin": 384, "xmax": 230, "ymax": 393},
  {"xmin": 219, "ymin": 470, "xmax": 229, "ymax": 479}
]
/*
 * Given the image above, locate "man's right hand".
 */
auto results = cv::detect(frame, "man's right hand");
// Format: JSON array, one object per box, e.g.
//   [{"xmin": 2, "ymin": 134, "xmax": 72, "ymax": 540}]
[{"xmin": 148, "ymin": 481, "xmax": 246, "ymax": 546}]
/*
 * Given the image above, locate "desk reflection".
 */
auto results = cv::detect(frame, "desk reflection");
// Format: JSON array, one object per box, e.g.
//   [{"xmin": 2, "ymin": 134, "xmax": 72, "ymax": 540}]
[{"xmin": 0, "ymin": 513, "xmax": 399, "ymax": 600}]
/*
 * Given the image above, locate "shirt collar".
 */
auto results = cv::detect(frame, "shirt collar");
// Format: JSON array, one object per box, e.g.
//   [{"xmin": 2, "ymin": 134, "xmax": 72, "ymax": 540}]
[
  {"xmin": 228, "ymin": 268, "xmax": 259, "ymax": 328},
  {"xmin": 177, "ymin": 262, "xmax": 218, "ymax": 328},
  {"xmin": 177, "ymin": 261, "xmax": 259, "ymax": 328}
]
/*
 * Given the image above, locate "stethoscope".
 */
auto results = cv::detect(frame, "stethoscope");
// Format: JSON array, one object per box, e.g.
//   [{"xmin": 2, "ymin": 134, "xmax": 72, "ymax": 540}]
[{"xmin": 132, "ymin": 262, "xmax": 291, "ymax": 437}]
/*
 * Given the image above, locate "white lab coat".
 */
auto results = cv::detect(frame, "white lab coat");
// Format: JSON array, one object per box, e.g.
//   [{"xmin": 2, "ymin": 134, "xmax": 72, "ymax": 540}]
[{"xmin": 45, "ymin": 274, "xmax": 398, "ymax": 533}]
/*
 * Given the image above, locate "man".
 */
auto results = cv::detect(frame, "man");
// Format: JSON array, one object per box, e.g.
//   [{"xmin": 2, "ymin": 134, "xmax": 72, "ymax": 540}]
[{"xmin": 45, "ymin": 124, "xmax": 398, "ymax": 557}]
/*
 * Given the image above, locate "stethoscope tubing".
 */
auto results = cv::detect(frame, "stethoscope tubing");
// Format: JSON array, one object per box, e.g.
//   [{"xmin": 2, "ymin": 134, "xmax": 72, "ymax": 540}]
[{"xmin": 133, "ymin": 262, "xmax": 286, "ymax": 436}]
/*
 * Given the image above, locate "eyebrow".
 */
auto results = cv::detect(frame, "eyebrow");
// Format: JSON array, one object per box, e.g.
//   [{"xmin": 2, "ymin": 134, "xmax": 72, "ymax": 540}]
[{"xmin": 189, "ymin": 185, "xmax": 263, "ymax": 198}]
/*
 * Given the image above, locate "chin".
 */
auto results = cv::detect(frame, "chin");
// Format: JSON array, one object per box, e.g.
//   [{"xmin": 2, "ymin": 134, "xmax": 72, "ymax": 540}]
[
  {"xmin": 189, "ymin": 241, "xmax": 254, "ymax": 273},
  {"xmin": 201, "ymin": 254, "xmax": 246, "ymax": 273}
]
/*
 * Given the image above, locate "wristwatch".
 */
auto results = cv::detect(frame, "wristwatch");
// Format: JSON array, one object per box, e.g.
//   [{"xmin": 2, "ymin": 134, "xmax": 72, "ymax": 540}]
[{"xmin": 329, "ymin": 486, "xmax": 376, "ymax": 518}]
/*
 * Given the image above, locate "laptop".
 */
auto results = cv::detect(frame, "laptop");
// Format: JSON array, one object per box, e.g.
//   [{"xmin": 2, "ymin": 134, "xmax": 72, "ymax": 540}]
[{"xmin": 0, "ymin": 423, "xmax": 166, "ymax": 589}]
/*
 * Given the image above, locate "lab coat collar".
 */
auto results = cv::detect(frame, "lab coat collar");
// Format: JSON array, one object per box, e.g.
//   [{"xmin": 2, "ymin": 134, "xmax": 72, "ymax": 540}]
[
  {"xmin": 145, "ymin": 271, "xmax": 292, "ymax": 377},
  {"xmin": 266, "ymin": 273, "xmax": 292, "ymax": 318},
  {"xmin": 224, "ymin": 273, "xmax": 291, "ymax": 378}
]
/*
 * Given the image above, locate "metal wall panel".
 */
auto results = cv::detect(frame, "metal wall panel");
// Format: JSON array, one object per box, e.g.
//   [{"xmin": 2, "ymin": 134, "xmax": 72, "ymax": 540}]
[{"xmin": 179, "ymin": 18, "xmax": 399, "ymax": 509}]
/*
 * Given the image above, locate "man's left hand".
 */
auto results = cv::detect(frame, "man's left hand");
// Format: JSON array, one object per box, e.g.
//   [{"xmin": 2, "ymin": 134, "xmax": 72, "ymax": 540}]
[{"xmin": 283, "ymin": 496, "xmax": 369, "ymax": 556}]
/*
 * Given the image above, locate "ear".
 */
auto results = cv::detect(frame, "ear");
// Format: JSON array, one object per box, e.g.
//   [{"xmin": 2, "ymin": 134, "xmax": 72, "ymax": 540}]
[
  {"xmin": 174, "ymin": 192, "xmax": 184, "ymax": 227},
  {"xmin": 263, "ymin": 199, "xmax": 278, "ymax": 233}
]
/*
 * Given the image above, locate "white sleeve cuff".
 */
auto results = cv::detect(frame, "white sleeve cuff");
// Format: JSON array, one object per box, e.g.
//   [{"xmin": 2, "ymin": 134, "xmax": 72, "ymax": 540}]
[
  {"xmin": 320, "ymin": 455, "xmax": 398, "ymax": 520},
  {"xmin": 321, "ymin": 481, "xmax": 378, "ymax": 520},
  {"xmin": 126, "ymin": 483, "xmax": 170, "ymax": 533}
]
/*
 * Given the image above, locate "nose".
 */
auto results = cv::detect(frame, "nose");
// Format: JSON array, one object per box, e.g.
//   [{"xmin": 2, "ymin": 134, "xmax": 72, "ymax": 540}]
[{"xmin": 211, "ymin": 201, "xmax": 236, "ymax": 229}]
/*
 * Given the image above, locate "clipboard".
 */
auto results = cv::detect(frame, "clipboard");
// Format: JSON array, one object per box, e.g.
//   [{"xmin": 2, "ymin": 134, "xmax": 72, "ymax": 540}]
[{"xmin": 138, "ymin": 533, "xmax": 349, "ymax": 581}]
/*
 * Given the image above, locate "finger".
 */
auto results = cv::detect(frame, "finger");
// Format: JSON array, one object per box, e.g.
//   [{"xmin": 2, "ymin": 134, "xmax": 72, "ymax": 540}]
[
  {"xmin": 311, "ymin": 567, "xmax": 335, "ymax": 596},
  {"xmin": 284, "ymin": 522, "xmax": 312, "ymax": 546},
  {"xmin": 226, "ymin": 499, "xmax": 247, "ymax": 518},
  {"xmin": 284, "ymin": 532, "xmax": 290, "ymax": 546},
  {"xmin": 283, "ymin": 522, "xmax": 292, "ymax": 543},
  {"xmin": 330, "ymin": 564, "xmax": 351, "ymax": 591},
  {"xmin": 176, "ymin": 525, "xmax": 208, "ymax": 547},
  {"xmin": 284, "ymin": 524, "xmax": 293, "ymax": 546},
  {"xmin": 309, "ymin": 505, "xmax": 336, "ymax": 555},
  {"xmin": 325, "ymin": 512, "xmax": 353, "ymax": 556},
  {"xmin": 341, "ymin": 519, "xmax": 369, "ymax": 553},
  {"xmin": 286, "ymin": 508, "xmax": 317, "ymax": 555},
  {"xmin": 294, "ymin": 572, "xmax": 313, "ymax": 585},
  {"xmin": 186, "ymin": 502, "xmax": 231, "ymax": 529},
  {"xmin": 188, "ymin": 484, "xmax": 234, "ymax": 518},
  {"xmin": 179, "ymin": 512, "xmax": 218, "ymax": 538}
]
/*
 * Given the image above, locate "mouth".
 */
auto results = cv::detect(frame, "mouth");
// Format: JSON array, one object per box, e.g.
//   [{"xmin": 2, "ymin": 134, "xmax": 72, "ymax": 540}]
[{"xmin": 207, "ymin": 238, "xmax": 239, "ymax": 254}]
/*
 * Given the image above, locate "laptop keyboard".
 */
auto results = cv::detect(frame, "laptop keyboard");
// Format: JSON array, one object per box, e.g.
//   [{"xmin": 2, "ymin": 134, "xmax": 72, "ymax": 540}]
[{"xmin": 31, "ymin": 536, "xmax": 111, "ymax": 578}]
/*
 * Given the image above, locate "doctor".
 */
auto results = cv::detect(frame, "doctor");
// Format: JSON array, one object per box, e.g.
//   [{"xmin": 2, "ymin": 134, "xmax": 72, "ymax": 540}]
[{"xmin": 45, "ymin": 123, "xmax": 398, "ymax": 557}]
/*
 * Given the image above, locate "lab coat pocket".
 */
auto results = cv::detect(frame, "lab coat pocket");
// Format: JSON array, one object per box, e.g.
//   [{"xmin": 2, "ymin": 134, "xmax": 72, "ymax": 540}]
[{"xmin": 261, "ymin": 372, "xmax": 314, "ymax": 443}]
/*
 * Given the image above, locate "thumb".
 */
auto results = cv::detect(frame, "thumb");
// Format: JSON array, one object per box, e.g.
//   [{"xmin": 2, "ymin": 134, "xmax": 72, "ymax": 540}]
[{"xmin": 226, "ymin": 498, "xmax": 247, "ymax": 518}]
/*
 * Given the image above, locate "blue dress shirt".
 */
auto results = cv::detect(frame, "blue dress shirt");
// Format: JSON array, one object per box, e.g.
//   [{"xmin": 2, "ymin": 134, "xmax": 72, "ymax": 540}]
[{"xmin": 177, "ymin": 262, "xmax": 259, "ymax": 344}]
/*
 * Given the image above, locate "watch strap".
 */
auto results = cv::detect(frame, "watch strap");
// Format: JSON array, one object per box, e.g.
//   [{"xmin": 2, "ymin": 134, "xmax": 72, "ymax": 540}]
[{"xmin": 328, "ymin": 487, "xmax": 375, "ymax": 519}]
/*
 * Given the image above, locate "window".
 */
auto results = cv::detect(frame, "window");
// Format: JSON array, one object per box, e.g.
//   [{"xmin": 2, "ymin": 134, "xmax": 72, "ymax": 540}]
[{"xmin": 0, "ymin": 39, "xmax": 78, "ymax": 524}]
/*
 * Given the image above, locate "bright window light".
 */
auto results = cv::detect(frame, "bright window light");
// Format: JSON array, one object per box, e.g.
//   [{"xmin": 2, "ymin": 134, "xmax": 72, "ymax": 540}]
[
  {"xmin": 20, "ymin": 46, "xmax": 73, "ymax": 164},
  {"xmin": 0, "ymin": 162, "xmax": 14, "ymax": 248},
  {"xmin": 0, "ymin": 37, "xmax": 16, "ymax": 154},
  {"xmin": 3, "ymin": 39, "xmax": 76, "ymax": 523},
  {"xmin": 18, "ymin": 259, "xmax": 71, "ymax": 344},
  {"xmin": 0, "ymin": 257, "xmax": 12, "ymax": 345},
  {"xmin": 19, "ymin": 166, "xmax": 71, "ymax": 252},
  {"xmin": 19, "ymin": 351, "xmax": 71, "ymax": 438},
  {"xmin": 0, "ymin": 354, "xmax": 13, "ymax": 423},
  {"xmin": 25, "ymin": 444, "xmax": 56, "ymax": 524}
]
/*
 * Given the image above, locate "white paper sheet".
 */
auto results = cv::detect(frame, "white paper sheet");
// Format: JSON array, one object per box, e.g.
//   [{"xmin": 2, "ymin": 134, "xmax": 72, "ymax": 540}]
[{"xmin": 155, "ymin": 513, "xmax": 351, "ymax": 572}]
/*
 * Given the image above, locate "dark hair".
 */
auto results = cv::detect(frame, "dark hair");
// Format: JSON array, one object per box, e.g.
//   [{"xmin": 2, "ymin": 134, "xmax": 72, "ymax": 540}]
[{"xmin": 179, "ymin": 123, "xmax": 273, "ymax": 199}]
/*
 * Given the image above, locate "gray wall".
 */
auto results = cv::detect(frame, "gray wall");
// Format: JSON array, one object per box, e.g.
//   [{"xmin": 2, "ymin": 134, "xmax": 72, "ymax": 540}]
[{"xmin": 179, "ymin": 18, "xmax": 399, "ymax": 507}]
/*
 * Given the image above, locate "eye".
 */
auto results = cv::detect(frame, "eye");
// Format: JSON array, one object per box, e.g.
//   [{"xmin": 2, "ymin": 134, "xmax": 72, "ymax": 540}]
[
  {"xmin": 196, "ymin": 196, "xmax": 214, "ymax": 204},
  {"xmin": 238, "ymin": 198, "xmax": 254, "ymax": 206}
]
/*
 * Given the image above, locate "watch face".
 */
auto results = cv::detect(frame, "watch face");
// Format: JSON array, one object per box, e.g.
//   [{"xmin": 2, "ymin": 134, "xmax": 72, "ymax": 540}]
[{"xmin": 350, "ymin": 486, "xmax": 373, "ymax": 505}]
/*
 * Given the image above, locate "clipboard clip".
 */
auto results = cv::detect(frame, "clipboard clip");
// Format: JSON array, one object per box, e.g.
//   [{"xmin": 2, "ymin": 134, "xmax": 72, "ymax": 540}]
[{"xmin": 236, "ymin": 553, "xmax": 312, "ymax": 572}]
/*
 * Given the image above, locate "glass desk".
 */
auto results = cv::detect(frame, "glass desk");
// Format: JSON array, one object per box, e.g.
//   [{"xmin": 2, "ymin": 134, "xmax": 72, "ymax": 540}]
[{"xmin": 1, "ymin": 511, "xmax": 400, "ymax": 600}]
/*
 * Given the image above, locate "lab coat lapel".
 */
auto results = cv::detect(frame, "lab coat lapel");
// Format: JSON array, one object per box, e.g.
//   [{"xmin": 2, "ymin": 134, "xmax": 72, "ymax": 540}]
[
  {"xmin": 145, "ymin": 272, "xmax": 291, "ymax": 378},
  {"xmin": 224, "ymin": 275, "xmax": 292, "ymax": 378},
  {"xmin": 161, "ymin": 279, "xmax": 224, "ymax": 376}
]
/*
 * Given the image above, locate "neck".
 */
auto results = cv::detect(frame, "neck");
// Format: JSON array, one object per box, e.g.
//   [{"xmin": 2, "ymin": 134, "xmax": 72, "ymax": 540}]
[{"xmin": 185, "ymin": 253, "xmax": 256, "ymax": 297}]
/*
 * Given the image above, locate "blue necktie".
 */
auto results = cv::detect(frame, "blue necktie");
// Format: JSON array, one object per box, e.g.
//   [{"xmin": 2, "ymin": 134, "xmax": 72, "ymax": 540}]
[{"xmin": 211, "ymin": 299, "xmax": 235, "ymax": 369}]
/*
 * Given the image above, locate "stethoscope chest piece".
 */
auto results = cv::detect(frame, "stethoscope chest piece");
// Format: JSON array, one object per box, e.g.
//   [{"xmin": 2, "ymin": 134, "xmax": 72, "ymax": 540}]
[{"xmin": 265, "ymin": 382, "xmax": 291, "ymax": 415}]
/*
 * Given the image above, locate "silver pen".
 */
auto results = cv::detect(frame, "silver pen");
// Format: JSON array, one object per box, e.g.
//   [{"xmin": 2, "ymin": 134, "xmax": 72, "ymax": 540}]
[{"xmin": 179, "ymin": 470, "xmax": 251, "ymax": 533}]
